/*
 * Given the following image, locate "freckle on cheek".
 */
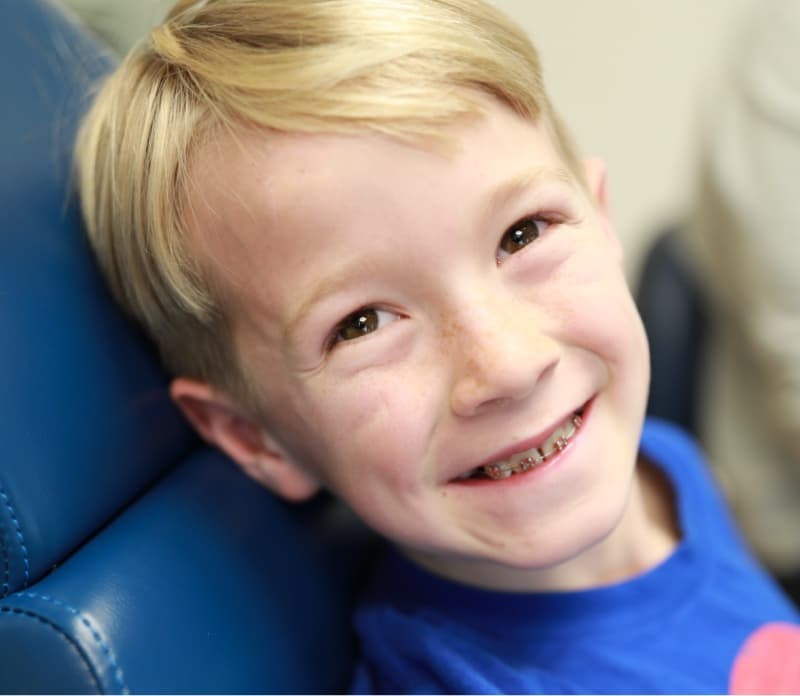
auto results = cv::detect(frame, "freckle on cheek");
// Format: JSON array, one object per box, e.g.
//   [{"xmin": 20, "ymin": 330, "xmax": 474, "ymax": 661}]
[
  {"xmin": 440, "ymin": 314, "xmax": 469, "ymax": 345},
  {"xmin": 439, "ymin": 316, "xmax": 480, "ymax": 364},
  {"xmin": 440, "ymin": 316, "xmax": 457, "ymax": 339}
]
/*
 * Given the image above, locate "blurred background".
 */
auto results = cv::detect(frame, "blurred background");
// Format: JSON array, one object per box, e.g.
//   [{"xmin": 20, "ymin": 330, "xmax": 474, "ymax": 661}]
[{"xmin": 60, "ymin": 0, "xmax": 757, "ymax": 280}]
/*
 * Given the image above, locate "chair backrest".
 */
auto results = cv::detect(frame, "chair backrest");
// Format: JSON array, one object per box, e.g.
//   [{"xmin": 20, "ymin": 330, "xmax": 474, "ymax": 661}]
[
  {"xmin": 635, "ymin": 226, "xmax": 709, "ymax": 435},
  {"xmin": 0, "ymin": 2, "xmax": 375, "ymax": 692}
]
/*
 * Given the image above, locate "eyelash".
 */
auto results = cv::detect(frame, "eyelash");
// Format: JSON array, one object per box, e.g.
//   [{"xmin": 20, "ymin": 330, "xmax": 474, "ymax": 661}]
[{"xmin": 496, "ymin": 214, "xmax": 558, "ymax": 263}]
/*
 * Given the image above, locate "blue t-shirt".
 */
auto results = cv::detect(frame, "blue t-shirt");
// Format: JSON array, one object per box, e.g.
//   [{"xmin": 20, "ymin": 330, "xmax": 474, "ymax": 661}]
[{"xmin": 351, "ymin": 419, "xmax": 800, "ymax": 694}]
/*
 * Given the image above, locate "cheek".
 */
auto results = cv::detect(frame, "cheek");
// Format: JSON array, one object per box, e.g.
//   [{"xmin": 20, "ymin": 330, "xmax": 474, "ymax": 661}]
[
  {"xmin": 546, "ymin": 250, "xmax": 649, "ymax": 385},
  {"xmin": 582, "ymin": 279, "xmax": 646, "ymax": 362},
  {"xmin": 296, "ymin": 370, "xmax": 439, "ymax": 485},
  {"xmin": 580, "ymin": 280, "xmax": 650, "ymax": 416}
]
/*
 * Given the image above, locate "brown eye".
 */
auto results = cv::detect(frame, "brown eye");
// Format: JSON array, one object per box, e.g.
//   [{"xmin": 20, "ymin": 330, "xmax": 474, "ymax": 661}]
[
  {"xmin": 328, "ymin": 307, "xmax": 400, "ymax": 350},
  {"xmin": 335, "ymin": 309, "xmax": 379, "ymax": 342},
  {"xmin": 499, "ymin": 218, "xmax": 545, "ymax": 257},
  {"xmin": 331, "ymin": 305, "xmax": 406, "ymax": 348}
]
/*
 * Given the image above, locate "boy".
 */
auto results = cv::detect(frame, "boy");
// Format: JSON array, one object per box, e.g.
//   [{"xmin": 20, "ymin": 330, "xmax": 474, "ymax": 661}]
[{"xmin": 75, "ymin": 0, "xmax": 800, "ymax": 692}]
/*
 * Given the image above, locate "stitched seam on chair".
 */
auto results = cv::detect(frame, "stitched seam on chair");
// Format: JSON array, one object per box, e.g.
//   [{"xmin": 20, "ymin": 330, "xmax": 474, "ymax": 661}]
[
  {"xmin": 1, "ymin": 518, "xmax": 8, "ymax": 599},
  {"xmin": 0, "ymin": 480, "xmax": 30, "ymax": 597},
  {"xmin": 0, "ymin": 605, "xmax": 103, "ymax": 693},
  {"xmin": 16, "ymin": 591, "xmax": 130, "ymax": 694}
]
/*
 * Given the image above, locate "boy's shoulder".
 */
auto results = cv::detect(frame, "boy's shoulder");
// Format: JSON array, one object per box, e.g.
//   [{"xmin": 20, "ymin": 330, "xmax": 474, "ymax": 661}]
[
  {"xmin": 639, "ymin": 416, "xmax": 724, "ymax": 514},
  {"xmin": 639, "ymin": 416, "xmax": 706, "ymax": 468}
]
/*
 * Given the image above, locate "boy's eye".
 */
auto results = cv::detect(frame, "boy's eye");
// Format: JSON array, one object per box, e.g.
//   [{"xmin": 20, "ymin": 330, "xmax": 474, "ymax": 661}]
[
  {"xmin": 330, "ymin": 307, "xmax": 396, "ymax": 347},
  {"xmin": 497, "ymin": 217, "xmax": 547, "ymax": 261}
]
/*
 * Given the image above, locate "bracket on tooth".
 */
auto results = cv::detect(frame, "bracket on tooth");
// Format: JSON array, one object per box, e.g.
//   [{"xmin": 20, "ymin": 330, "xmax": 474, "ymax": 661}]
[
  {"xmin": 484, "ymin": 449, "xmax": 546, "ymax": 479},
  {"xmin": 519, "ymin": 451, "xmax": 543, "ymax": 472},
  {"xmin": 483, "ymin": 463, "xmax": 511, "ymax": 480}
]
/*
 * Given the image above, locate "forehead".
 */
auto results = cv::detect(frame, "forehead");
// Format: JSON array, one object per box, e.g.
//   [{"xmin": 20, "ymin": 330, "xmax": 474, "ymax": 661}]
[{"xmin": 190, "ymin": 106, "xmax": 567, "ymax": 231}]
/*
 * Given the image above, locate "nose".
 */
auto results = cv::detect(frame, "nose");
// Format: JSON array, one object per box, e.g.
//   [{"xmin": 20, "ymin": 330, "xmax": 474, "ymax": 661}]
[{"xmin": 447, "ymin": 295, "xmax": 561, "ymax": 418}]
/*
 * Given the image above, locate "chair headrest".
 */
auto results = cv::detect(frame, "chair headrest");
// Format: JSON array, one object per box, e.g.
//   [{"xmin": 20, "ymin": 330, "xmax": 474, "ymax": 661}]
[{"xmin": 0, "ymin": 0, "xmax": 197, "ymax": 597}]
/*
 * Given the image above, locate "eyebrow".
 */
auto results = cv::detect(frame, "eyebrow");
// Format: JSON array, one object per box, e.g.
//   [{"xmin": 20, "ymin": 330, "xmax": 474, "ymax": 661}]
[
  {"xmin": 283, "ymin": 260, "xmax": 365, "ymax": 346},
  {"xmin": 487, "ymin": 165, "xmax": 574, "ymax": 214}
]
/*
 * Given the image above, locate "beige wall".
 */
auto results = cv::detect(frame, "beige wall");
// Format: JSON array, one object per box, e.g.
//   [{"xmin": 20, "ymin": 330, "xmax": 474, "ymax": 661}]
[
  {"xmin": 494, "ymin": 0, "xmax": 755, "ymax": 279},
  {"xmin": 61, "ymin": 0, "xmax": 173, "ymax": 53}
]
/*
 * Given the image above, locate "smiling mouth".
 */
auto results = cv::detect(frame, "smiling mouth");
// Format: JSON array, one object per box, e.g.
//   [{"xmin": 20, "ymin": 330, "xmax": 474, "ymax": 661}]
[{"xmin": 457, "ymin": 410, "xmax": 584, "ymax": 481}]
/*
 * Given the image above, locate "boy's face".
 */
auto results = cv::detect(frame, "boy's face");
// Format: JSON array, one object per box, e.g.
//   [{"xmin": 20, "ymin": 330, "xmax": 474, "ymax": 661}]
[{"xmin": 183, "ymin": 98, "xmax": 651, "ymax": 587}]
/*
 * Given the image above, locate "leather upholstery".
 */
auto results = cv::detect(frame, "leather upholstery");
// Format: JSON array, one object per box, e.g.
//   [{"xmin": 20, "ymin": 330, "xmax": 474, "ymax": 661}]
[
  {"xmin": 0, "ymin": 0, "xmax": 195, "ymax": 600},
  {"xmin": 0, "ymin": 1, "xmax": 376, "ymax": 692}
]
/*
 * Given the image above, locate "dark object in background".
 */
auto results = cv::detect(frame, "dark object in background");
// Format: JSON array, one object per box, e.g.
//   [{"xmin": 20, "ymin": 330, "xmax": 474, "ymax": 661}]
[{"xmin": 636, "ymin": 226, "xmax": 709, "ymax": 437}]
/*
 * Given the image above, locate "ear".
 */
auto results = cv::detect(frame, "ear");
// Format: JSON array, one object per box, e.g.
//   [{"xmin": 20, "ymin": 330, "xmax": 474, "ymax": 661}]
[
  {"xmin": 582, "ymin": 157, "xmax": 622, "ymax": 260},
  {"xmin": 170, "ymin": 377, "xmax": 321, "ymax": 502}
]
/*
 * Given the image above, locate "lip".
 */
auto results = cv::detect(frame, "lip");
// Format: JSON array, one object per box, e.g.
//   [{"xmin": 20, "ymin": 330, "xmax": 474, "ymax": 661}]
[{"xmin": 447, "ymin": 396, "xmax": 594, "ymax": 484}]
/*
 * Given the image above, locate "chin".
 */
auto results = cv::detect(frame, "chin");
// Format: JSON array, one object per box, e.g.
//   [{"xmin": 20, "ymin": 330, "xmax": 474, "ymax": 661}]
[{"xmin": 493, "ymin": 487, "xmax": 634, "ymax": 581}]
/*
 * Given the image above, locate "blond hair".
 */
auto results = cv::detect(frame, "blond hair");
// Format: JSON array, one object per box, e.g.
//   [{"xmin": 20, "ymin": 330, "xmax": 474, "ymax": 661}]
[{"xmin": 75, "ymin": 0, "xmax": 583, "ymax": 411}]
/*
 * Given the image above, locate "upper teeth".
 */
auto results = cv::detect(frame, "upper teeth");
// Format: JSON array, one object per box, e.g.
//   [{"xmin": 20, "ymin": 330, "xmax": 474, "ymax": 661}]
[{"xmin": 479, "ymin": 413, "xmax": 582, "ymax": 480}]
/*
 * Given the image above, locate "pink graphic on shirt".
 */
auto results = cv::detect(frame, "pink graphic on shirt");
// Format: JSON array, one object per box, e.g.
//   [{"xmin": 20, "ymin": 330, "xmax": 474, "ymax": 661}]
[{"xmin": 729, "ymin": 622, "xmax": 800, "ymax": 694}]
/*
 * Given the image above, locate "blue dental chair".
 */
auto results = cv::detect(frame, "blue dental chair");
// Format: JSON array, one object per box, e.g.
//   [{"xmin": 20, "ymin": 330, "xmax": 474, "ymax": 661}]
[{"xmin": 0, "ymin": 1, "xmax": 375, "ymax": 692}]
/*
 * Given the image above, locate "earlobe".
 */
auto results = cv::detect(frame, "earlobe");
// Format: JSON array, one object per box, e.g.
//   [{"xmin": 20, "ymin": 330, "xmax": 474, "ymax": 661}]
[{"xmin": 169, "ymin": 377, "xmax": 321, "ymax": 502}]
